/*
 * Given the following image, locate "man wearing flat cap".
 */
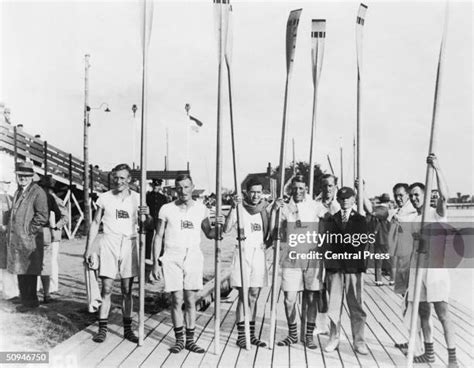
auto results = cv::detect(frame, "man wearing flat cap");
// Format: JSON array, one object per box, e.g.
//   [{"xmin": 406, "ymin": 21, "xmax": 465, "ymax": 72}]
[
  {"xmin": 6, "ymin": 162, "xmax": 48, "ymax": 311},
  {"xmin": 320, "ymin": 186, "xmax": 370, "ymax": 355},
  {"xmin": 146, "ymin": 179, "xmax": 168, "ymax": 261}
]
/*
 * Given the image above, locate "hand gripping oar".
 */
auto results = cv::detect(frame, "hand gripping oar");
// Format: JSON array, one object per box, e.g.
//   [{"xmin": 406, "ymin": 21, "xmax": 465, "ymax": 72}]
[
  {"xmin": 302, "ymin": 20, "xmax": 326, "ymax": 341},
  {"xmin": 138, "ymin": 0, "xmax": 154, "ymax": 347},
  {"xmin": 213, "ymin": 0, "xmax": 230, "ymax": 354},
  {"xmin": 269, "ymin": 8, "xmax": 302, "ymax": 349},
  {"xmin": 355, "ymin": 3, "xmax": 367, "ymax": 214},
  {"xmin": 308, "ymin": 20, "xmax": 326, "ymax": 198},
  {"xmin": 407, "ymin": 3, "xmax": 449, "ymax": 367},
  {"xmin": 224, "ymin": 5, "xmax": 251, "ymax": 351}
]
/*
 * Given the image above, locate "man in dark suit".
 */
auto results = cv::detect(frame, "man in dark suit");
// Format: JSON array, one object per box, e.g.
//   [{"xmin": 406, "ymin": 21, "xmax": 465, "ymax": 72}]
[
  {"xmin": 146, "ymin": 179, "xmax": 168, "ymax": 261},
  {"xmin": 321, "ymin": 187, "xmax": 369, "ymax": 355}
]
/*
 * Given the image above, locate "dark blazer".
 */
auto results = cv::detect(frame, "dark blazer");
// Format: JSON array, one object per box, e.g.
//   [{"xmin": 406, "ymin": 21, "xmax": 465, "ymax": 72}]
[{"xmin": 321, "ymin": 209, "xmax": 369, "ymax": 273}]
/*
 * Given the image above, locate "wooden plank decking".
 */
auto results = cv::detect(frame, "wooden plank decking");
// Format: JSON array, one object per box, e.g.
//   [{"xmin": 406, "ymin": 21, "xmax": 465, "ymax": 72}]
[{"xmin": 49, "ymin": 271, "xmax": 473, "ymax": 368}]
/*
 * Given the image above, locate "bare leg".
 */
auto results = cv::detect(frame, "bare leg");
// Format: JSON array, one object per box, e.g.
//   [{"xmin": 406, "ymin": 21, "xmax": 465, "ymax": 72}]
[
  {"xmin": 93, "ymin": 277, "xmax": 114, "ymax": 343},
  {"xmin": 171, "ymin": 290, "xmax": 184, "ymax": 328}
]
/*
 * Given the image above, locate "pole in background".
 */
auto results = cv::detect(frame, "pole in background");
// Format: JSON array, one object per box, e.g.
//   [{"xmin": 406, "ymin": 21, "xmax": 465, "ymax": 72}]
[{"xmin": 83, "ymin": 54, "xmax": 91, "ymax": 235}]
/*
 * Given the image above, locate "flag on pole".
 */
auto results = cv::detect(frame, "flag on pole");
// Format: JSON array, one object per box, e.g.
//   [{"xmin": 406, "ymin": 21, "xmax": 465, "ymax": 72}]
[{"xmin": 189, "ymin": 115, "xmax": 204, "ymax": 132}]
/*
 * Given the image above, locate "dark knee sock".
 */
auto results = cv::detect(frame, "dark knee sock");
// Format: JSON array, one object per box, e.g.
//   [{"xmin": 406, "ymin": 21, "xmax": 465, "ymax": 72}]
[
  {"xmin": 93, "ymin": 319, "xmax": 108, "ymax": 343},
  {"xmin": 123, "ymin": 317, "xmax": 138, "ymax": 343},
  {"xmin": 250, "ymin": 321, "xmax": 266, "ymax": 347},
  {"xmin": 305, "ymin": 322, "xmax": 317, "ymax": 349},
  {"xmin": 169, "ymin": 326, "xmax": 185, "ymax": 353},
  {"xmin": 185, "ymin": 328, "xmax": 205, "ymax": 353},
  {"xmin": 414, "ymin": 342, "xmax": 435, "ymax": 363},
  {"xmin": 448, "ymin": 348, "xmax": 457, "ymax": 364},
  {"xmin": 236, "ymin": 321, "xmax": 247, "ymax": 348},
  {"xmin": 277, "ymin": 323, "xmax": 298, "ymax": 346}
]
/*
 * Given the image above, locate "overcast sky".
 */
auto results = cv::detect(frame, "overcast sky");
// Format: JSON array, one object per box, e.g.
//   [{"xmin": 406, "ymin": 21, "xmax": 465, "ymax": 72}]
[{"xmin": 1, "ymin": 0, "xmax": 472, "ymax": 196}]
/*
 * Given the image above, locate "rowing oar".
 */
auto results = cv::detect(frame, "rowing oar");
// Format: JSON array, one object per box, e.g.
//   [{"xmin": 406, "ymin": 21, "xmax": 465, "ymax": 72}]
[
  {"xmin": 407, "ymin": 3, "xmax": 449, "ymax": 367},
  {"xmin": 224, "ymin": 5, "xmax": 251, "ymax": 350},
  {"xmin": 327, "ymin": 154, "xmax": 335, "ymax": 175},
  {"xmin": 138, "ymin": 0, "xmax": 154, "ymax": 346},
  {"xmin": 355, "ymin": 3, "xmax": 367, "ymax": 213},
  {"xmin": 269, "ymin": 8, "xmax": 302, "ymax": 348},
  {"xmin": 213, "ymin": 0, "xmax": 230, "ymax": 354},
  {"xmin": 308, "ymin": 19, "xmax": 326, "ymax": 198},
  {"xmin": 302, "ymin": 19, "xmax": 326, "ymax": 342}
]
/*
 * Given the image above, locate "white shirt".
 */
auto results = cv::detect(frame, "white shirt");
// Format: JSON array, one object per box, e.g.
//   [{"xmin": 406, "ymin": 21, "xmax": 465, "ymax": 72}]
[
  {"xmin": 282, "ymin": 197, "xmax": 320, "ymax": 223},
  {"xmin": 159, "ymin": 200, "xmax": 209, "ymax": 251},
  {"xmin": 96, "ymin": 190, "xmax": 140, "ymax": 237},
  {"xmin": 315, "ymin": 196, "xmax": 341, "ymax": 219},
  {"xmin": 242, "ymin": 210, "xmax": 264, "ymax": 249}
]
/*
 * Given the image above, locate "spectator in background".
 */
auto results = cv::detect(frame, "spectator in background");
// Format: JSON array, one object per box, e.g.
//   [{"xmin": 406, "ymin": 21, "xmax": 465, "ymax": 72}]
[
  {"xmin": 372, "ymin": 193, "xmax": 393, "ymax": 286},
  {"xmin": 146, "ymin": 179, "xmax": 168, "ymax": 261},
  {"xmin": 0, "ymin": 180, "xmax": 18, "ymax": 300},
  {"xmin": 38, "ymin": 176, "xmax": 68, "ymax": 302},
  {"xmin": 6, "ymin": 162, "xmax": 48, "ymax": 311}
]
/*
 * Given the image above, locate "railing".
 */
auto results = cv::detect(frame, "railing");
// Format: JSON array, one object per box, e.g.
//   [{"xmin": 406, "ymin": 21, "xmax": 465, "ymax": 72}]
[{"xmin": 0, "ymin": 121, "xmax": 109, "ymax": 191}]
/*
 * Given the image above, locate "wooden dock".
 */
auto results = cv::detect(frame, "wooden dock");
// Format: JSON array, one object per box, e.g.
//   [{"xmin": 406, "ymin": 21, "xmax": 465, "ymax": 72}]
[{"xmin": 49, "ymin": 270, "xmax": 473, "ymax": 368}]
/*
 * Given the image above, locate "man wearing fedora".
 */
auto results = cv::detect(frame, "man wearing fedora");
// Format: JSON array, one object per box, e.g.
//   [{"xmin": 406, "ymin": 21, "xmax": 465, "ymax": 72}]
[
  {"xmin": 6, "ymin": 161, "xmax": 49, "ymax": 311},
  {"xmin": 321, "ymin": 186, "xmax": 370, "ymax": 355},
  {"xmin": 372, "ymin": 192, "xmax": 394, "ymax": 286}
]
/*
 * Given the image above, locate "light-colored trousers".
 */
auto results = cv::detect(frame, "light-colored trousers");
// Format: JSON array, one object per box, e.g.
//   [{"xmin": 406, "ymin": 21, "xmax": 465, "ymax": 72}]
[{"xmin": 327, "ymin": 272, "xmax": 366, "ymax": 346}]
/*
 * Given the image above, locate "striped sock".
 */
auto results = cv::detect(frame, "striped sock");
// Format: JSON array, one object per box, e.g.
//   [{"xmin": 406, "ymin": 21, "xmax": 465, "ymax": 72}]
[
  {"xmin": 92, "ymin": 319, "xmax": 108, "ymax": 343},
  {"xmin": 305, "ymin": 322, "xmax": 317, "ymax": 349},
  {"xmin": 250, "ymin": 321, "xmax": 266, "ymax": 348},
  {"xmin": 277, "ymin": 323, "xmax": 298, "ymax": 346},
  {"xmin": 169, "ymin": 326, "xmax": 185, "ymax": 354},
  {"xmin": 185, "ymin": 328, "xmax": 205, "ymax": 354},
  {"xmin": 448, "ymin": 348, "xmax": 458, "ymax": 366},
  {"xmin": 123, "ymin": 317, "xmax": 138, "ymax": 343},
  {"xmin": 236, "ymin": 322, "xmax": 247, "ymax": 348},
  {"xmin": 414, "ymin": 342, "xmax": 435, "ymax": 363}
]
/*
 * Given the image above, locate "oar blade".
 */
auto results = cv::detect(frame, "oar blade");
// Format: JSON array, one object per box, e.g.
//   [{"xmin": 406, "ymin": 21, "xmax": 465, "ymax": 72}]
[
  {"xmin": 225, "ymin": 5, "xmax": 234, "ymax": 65},
  {"xmin": 213, "ymin": 0, "xmax": 230, "ymax": 61},
  {"xmin": 311, "ymin": 19, "xmax": 326, "ymax": 86},
  {"xmin": 140, "ymin": 0, "xmax": 154, "ymax": 49},
  {"xmin": 356, "ymin": 3, "xmax": 368, "ymax": 68},
  {"xmin": 285, "ymin": 9, "xmax": 302, "ymax": 73}
]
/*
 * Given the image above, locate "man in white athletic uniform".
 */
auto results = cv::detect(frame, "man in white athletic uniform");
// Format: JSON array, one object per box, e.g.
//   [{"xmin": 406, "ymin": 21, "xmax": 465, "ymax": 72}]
[
  {"xmin": 224, "ymin": 178, "xmax": 273, "ymax": 349},
  {"xmin": 407, "ymin": 154, "xmax": 457, "ymax": 367},
  {"xmin": 274, "ymin": 175, "xmax": 322, "ymax": 349},
  {"xmin": 84, "ymin": 163, "xmax": 150, "ymax": 343},
  {"xmin": 152, "ymin": 174, "xmax": 222, "ymax": 354}
]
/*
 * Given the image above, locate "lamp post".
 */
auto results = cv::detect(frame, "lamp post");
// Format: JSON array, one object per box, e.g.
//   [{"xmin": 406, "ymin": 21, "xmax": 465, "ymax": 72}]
[{"xmin": 82, "ymin": 55, "xmax": 110, "ymax": 233}]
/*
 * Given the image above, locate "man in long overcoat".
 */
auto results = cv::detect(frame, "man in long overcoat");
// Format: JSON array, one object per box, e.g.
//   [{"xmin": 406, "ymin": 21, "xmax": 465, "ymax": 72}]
[{"xmin": 7, "ymin": 162, "xmax": 48, "ymax": 310}]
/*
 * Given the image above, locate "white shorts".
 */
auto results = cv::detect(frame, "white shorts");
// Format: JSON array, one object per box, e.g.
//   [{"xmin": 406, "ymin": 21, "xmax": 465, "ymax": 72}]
[
  {"xmin": 230, "ymin": 244, "xmax": 268, "ymax": 288},
  {"xmin": 281, "ymin": 266, "xmax": 322, "ymax": 292},
  {"xmin": 160, "ymin": 247, "xmax": 203, "ymax": 292},
  {"xmin": 98, "ymin": 234, "xmax": 138, "ymax": 279}
]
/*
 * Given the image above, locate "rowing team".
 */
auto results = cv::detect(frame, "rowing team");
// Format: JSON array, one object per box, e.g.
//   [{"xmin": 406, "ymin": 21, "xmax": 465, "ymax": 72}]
[{"xmin": 83, "ymin": 153, "xmax": 458, "ymax": 367}]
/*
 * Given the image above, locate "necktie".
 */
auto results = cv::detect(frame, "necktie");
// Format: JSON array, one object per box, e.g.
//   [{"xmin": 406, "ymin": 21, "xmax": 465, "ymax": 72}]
[{"xmin": 342, "ymin": 210, "xmax": 349, "ymax": 223}]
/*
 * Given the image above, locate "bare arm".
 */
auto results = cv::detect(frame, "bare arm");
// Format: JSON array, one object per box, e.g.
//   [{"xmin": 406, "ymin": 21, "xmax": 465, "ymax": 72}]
[
  {"xmin": 429, "ymin": 154, "xmax": 448, "ymax": 218},
  {"xmin": 202, "ymin": 217, "xmax": 217, "ymax": 239},
  {"xmin": 152, "ymin": 219, "xmax": 166, "ymax": 263},
  {"xmin": 84, "ymin": 207, "xmax": 103, "ymax": 259}
]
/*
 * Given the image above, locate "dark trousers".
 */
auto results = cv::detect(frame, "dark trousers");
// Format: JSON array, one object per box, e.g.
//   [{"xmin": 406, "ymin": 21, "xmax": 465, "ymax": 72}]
[
  {"xmin": 17, "ymin": 275, "xmax": 39, "ymax": 307},
  {"xmin": 374, "ymin": 243, "xmax": 393, "ymax": 281}
]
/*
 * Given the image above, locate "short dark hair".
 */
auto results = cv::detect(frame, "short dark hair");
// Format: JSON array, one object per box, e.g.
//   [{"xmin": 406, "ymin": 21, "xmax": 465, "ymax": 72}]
[
  {"xmin": 175, "ymin": 174, "xmax": 193, "ymax": 185},
  {"xmin": 291, "ymin": 175, "xmax": 306, "ymax": 186},
  {"xmin": 409, "ymin": 182, "xmax": 425, "ymax": 192},
  {"xmin": 321, "ymin": 173, "xmax": 338, "ymax": 185},
  {"xmin": 246, "ymin": 178, "xmax": 264, "ymax": 191},
  {"xmin": 393, "ymin": 183, "xmax": 409, "ymax": 193},
  {"xmin": 112, "ymin": 163, "xmax": 132, "ymax": 175}
]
